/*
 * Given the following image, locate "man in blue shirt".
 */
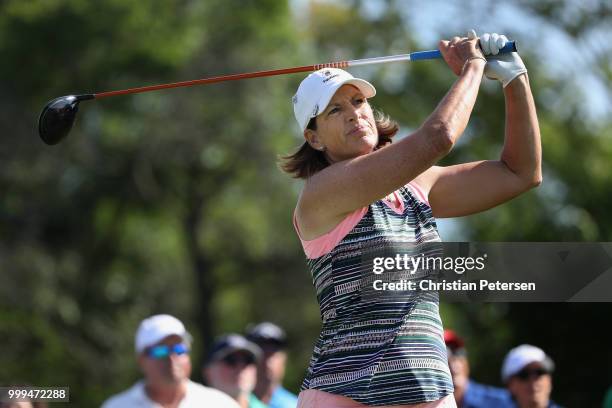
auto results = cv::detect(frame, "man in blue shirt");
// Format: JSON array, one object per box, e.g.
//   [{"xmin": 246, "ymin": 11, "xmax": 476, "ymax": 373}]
[
  {"xmin": 445, "ymin": 329, "xmax": 513, "ymax": 408},
  {"xmin": 246, "ymin": 322, "xmax": 298, "ymax": 408},
  {"xmin": 202, "ymin": 333, "xmax": 268, "ymax": 408},
  {"xmin": 502, "ymin": 344, "xmax": 563, "ymax": 408}
]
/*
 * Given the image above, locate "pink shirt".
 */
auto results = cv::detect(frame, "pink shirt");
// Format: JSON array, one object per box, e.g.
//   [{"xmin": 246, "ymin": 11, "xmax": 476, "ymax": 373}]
[{"xmin": 293, "ymin": 182, "xmax": 430, "ymax": 259}]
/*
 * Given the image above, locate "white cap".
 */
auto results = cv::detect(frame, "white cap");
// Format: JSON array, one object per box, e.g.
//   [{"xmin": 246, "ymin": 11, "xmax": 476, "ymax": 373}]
[
  {"xmin": 292, "ymin": 68, "xmax": 376, "ymax": 131},
  {"xmin": 135, "ymin": 314, "xmax": 191, "ymax": 354},
  {"xmin": 501, "ymin": 344, "xmax": 554, "ymax": 382}
]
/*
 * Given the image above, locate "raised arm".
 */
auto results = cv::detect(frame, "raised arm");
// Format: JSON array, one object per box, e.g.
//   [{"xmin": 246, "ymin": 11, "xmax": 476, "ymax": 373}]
[
  {"xmin": 417, "ymin": 33, "xmax": 542, "ymax": 218},
  {"xmin": 297, "ymin": 33, "xmax": 486, "ymax": 238}
]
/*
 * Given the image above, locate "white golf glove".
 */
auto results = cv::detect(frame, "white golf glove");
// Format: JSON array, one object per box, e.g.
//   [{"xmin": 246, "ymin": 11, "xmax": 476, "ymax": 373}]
[{"xmin": 478, "ymin": 31, "xmax": 527, "ymax": 87}]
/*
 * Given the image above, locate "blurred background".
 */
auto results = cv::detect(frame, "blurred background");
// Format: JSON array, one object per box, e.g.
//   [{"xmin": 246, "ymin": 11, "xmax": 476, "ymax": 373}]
[{"xmin": 1, "ymin": 0, "xmax": 611, "ymax": 406}]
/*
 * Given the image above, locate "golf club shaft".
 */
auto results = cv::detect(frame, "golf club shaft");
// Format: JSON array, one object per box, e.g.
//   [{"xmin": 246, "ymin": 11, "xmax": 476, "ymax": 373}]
[{"xmin": 94, "ymin": 41, "xmax": 516, "ymax": 99}]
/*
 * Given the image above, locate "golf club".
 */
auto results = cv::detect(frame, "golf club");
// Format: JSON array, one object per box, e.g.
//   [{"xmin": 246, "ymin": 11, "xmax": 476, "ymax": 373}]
[{"xmin": 38, "ymin": 41, "xmax": 516, "ymax": 145}]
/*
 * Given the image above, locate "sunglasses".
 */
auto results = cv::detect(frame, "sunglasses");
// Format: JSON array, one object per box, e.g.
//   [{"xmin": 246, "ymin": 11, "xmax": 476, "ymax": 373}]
[
  {"xmin": 222, "ymin": 352, "xmax": 255, "ymax": 367},
  {"xmin": 146, "ymin": 343, "xmax": 189, "ymax": 359},
  {"xmin": 515, "ymin": 368, "xmax": 549, "ymax": 381}
]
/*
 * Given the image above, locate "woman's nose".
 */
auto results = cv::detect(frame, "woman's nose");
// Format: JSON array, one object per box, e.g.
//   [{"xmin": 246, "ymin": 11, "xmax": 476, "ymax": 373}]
[{"xmin": 345, "ymin": 106, "xmax": 359, "ymax": 121}]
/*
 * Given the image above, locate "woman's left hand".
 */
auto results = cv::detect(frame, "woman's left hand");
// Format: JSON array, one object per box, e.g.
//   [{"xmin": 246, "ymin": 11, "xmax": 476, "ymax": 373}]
[
  {"xmin": 479, "ymin": 31, "xmax": 528, "ymax": 87},
  {"xmin": 439, "ymin": 30, "xmax": 485, "ymax": 76}
]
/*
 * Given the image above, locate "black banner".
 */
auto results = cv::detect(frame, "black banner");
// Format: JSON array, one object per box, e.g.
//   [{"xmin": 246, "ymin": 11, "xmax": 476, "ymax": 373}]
[{"xmin": 358, "ymin": 242, "xmax": 612, "ymax": 302}]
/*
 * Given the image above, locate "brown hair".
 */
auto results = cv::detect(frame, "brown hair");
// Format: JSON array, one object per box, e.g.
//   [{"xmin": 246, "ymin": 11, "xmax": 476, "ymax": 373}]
[{"xmin": 280, "ymin": 109, "xmax": 399, "ymax": 179}]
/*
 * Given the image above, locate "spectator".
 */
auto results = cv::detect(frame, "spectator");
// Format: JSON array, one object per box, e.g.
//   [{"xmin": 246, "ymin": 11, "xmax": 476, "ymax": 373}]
[
  {"xmin": 502, "ymin": 344, "xmax": 562, "ymax": 408},
  {"xmin": 0, "ymin": 386, "xmax": 47, "ymax": 408},
  {"xmin": 444, "ymin": 329, "xmax": 512, "ymax": 408},
  {"xmin": 0, "ymin": 398, "xmax": 48, "ymax": 408},
  {"xmin": 246, "ymin": 322, "xmax": 298, "ymax": 408},
  {"xmin": 101, "ymin": 314, "xmax": 238, "ymax": 408},
  {"xmin": 1, "ymin": 402, "xmax": 33, "ymax": 408},
  {"xmin": 203, "ymin": 334, "xmax": 268, "ymax": 408}
]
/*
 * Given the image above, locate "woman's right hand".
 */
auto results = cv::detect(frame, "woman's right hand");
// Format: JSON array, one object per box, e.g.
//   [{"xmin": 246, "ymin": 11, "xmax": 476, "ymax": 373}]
[{"xmin": 438, "ymin": 30, "xmax": 486, "ymax": 76}]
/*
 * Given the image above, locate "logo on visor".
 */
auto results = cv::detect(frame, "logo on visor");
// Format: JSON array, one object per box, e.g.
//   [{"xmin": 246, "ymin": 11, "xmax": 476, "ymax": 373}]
[
  {"xmin": 322, "ymin": 74, "xmax": 340, "ymax": 83},
  {"xmin": 292, "ymin": 94, "xmax": 298, "ymax": 105},
  {"xmin": 312, "ymin": 104, "xmax": 319, "ymax": 117}
]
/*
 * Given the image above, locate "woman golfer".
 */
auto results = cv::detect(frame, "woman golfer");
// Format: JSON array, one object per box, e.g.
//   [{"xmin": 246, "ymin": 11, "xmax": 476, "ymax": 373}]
[{"xmin": 282, "ymin": 30, "xmax": 541, "ymax": 408}]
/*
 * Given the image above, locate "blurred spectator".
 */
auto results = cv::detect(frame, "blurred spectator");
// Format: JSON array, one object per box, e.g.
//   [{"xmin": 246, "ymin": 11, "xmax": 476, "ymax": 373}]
[
  {"xmin": 444, "ymin": 329, "xmax": 512, "ymax": 408},
  {"xmin": 203, "ymin": 333, "xmax": 268, "ymax": 408},
  {"xmin": 0, "ymin": 402, "xmax": 33, "ymax": 408},
  {"xmin": 246, "ymin": 322, "xmax": 298, "ymax": 408},
  {"xmin": 2, "ymin": 400, "xmax": 48, "ymax": 408},
  {"xmin": 0, "ymin": 386, "xmax": 47, "ymax": 408},
  {"xmin": 502, "ymin": 344, "xmax": 562, "ymax": 408},
  {"xmin": 101, "ymin": 314, "xmax": 238, "ymax": 408}
]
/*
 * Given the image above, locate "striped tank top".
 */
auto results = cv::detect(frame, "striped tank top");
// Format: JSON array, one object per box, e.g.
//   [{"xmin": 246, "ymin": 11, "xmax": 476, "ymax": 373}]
[{"xmin": 295, "ymin": 184, "xmax": 453, "ymax": 406}]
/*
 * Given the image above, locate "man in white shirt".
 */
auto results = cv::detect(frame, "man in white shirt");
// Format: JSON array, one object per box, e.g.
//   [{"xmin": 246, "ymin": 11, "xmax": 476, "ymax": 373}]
[{"xmin": 101, "ymin": 314, "xmax": 239, "ymax": 408}]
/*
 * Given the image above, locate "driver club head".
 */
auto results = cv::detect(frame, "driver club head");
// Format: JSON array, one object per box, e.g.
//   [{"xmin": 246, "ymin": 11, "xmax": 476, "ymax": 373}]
[{"xmin": 38, "ymin": 94, "xmax": 94, "ymax": 145}]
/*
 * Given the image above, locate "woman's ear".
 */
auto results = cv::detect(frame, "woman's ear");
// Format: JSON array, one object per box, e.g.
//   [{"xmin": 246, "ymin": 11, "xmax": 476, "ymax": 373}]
[{"xmin": 304, "ymin": 129, "xmax": 326, "ymax": 151}]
